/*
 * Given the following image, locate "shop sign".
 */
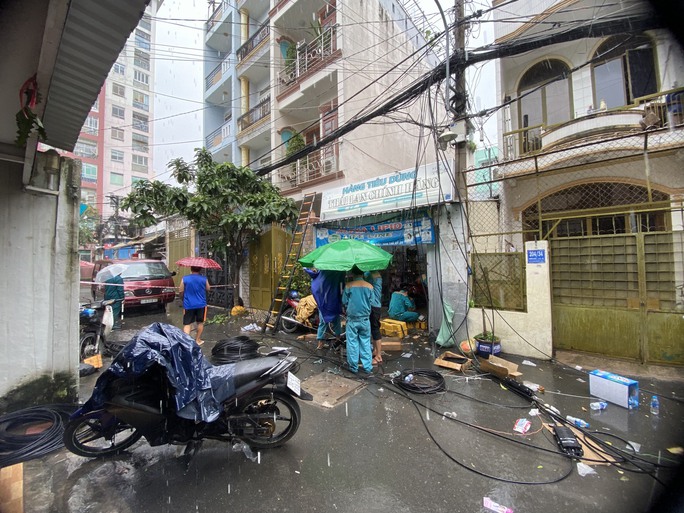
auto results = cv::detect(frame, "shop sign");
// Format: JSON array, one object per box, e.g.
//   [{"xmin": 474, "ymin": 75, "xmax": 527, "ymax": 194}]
[
  {"xmin": 320, "ymin": 162, "xmax": 454, "ymax": 221},
  {"xmin": 316, "ymin": 216, "xmax": 434, "ymax": 247}
]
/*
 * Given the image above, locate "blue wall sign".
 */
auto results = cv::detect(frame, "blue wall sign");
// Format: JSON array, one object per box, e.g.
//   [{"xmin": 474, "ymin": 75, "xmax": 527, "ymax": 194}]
[
  {"xmin": 316, "ymin": 216, "xmax": 435, "ymax": 247},
  {"xmin": 527, "ymin": 249, "xmax": 546, "ymax": 264}
]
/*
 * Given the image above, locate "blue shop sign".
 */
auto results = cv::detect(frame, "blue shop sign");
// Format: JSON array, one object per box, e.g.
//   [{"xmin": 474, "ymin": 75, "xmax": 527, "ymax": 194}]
[
  {"xmin": 316, "ymin": 216, "xmax": 435, "ymax": 247},
  {"xmin": 527, "ymin": 249, "xmax": 546, "ymax": 264}
]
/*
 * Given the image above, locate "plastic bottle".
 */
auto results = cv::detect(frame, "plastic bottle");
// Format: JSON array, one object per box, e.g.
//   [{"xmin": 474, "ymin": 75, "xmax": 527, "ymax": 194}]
[
  {"xmin": 650, "ymin": 395, "xmax": 660, "ymax": 416},
  {"xmin": 589, "ymin": 401, "xmax": 608, "ymax": 411},
  {"xmin": 566, "ymin": 415, "xmax": 590, "ymax": 428}
]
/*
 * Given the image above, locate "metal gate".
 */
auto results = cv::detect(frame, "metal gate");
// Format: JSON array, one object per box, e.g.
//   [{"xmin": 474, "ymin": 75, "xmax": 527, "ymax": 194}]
[
  {"xmin": 168, "ymin": 227, "xmax": 191, "ymax": 289},
  {"xmin": 550, "ymin": 231, "xmax": 684, "ymax": 364},
  {"xmin": 248, "ymin": 226, "xmax": 289, "ymax": 310},
  {"xmin": 198, "ymin": 233, "xmax": 234, "ymax": 309}
]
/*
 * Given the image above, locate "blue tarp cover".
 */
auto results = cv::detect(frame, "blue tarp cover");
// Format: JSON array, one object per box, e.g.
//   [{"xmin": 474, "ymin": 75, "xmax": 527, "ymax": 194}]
[{"xmin": 83, "ymin": 323, "xmax": 234, "ymax": 422}]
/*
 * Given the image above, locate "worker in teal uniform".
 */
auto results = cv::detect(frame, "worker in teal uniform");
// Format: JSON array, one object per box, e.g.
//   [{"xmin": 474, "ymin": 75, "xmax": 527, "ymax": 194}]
[
  {"xmin": 342, "ymin": 266, "xmax": 374, "ymax": 375},
  {"xmin": 388, "ymin": 284, "xmax": 423, "ymax": 322}
]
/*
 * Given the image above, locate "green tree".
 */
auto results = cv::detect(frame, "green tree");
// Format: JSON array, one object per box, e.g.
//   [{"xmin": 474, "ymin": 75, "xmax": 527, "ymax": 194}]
[{"xmin": 121, "ymin": 149, "xmax": 298, "ymax": 285}]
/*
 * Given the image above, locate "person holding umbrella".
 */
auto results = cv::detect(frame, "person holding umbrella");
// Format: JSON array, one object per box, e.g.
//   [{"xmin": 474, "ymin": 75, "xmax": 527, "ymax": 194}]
[
  {"xmin": 102, "ymin": 265, "xmax": 126, "ymax": 330},
  {"xmin": 179, "ymin": 266, "xmax": 211, "ymax": 346},
  {"xmin": 342, "ymin": 266, "xmax": 374, "ymax": 375}
]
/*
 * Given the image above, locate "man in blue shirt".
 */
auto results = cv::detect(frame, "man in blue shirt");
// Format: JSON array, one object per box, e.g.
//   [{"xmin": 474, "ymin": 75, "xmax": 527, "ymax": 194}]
[
  {"xmin": 179, "ymin": 266, "xmax": 211, "ymax": 346},
  {"xmin": 342, "ymin": 267, "xmax": 374, "ymax": 375}
]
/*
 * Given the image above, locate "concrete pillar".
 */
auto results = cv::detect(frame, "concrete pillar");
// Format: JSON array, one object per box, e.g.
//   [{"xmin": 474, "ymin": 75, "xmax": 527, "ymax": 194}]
[
  {"xmin": 239, "ymin": 9, "xmax": 249, "ymax": 45},
  {"xmin": 521, "ymin": 240, "xmax": 553, "ymax": 356},
  {"xmin": 241, "ymin": 146, "xmax": 250, "ymax": 166},
  {"xmin": 240, "ymin": 77, "xmax": 250, "ymax": 114}
]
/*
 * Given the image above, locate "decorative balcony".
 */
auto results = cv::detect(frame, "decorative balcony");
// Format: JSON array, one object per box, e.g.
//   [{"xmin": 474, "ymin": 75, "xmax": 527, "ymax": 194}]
[
  {"xmin": 278, "ymin": 25, "xmax": 338, "ymax": 95},
  {"xmin": 502, "ymin": 88, "xmax": 684, "ymax": 162},
  {"xmin": 206, "ymin": 117, "xmax": 233, "ymax": 151},
  {"xmin": 237, "ymin": 97, "xmax": 270, "ymax": 133},
  {"xmin": 237, "ymin": 22, "xmax": 270, "ymax": 63},
  {"xmin": 206, "ymin": 1, "xmax": 228, "ymax": 32},
  {"xmin": 274, "ymin": 143, "xmax": 338, "ymax": 190}
]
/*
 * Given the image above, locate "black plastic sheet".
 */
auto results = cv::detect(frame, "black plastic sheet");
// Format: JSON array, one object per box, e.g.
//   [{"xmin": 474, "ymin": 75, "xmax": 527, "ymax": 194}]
[{"xmin": 82, "ymin": 323, "xmax": 234, "ymax": 422}]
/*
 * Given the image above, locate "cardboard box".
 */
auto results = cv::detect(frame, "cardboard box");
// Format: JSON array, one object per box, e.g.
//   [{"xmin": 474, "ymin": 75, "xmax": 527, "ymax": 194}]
[
  {"xmin": 379, "ymin": 337, "xmax": 403, "ymax": 351},
  {"xmin": 434, "ymin": 351, "xmax": 472, "ymax": 372},
  {"xmin": 477, "ymin": 354, "xmax": 522, "ymax": 380},
  {"xmin": 589, "ymin": 369, "xmax": 639, "ymax": 409}
]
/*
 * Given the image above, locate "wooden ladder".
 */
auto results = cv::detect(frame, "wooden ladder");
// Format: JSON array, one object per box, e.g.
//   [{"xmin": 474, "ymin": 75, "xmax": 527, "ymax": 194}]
[{"xmin": 262, "ymin": 192, "xmax": 316, "ymax": 333}]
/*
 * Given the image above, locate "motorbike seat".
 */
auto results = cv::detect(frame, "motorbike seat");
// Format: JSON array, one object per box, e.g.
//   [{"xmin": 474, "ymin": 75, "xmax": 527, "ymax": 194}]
[{"xmin": 231, "ymin": 356, "xmax": 284, "ymax": 388}]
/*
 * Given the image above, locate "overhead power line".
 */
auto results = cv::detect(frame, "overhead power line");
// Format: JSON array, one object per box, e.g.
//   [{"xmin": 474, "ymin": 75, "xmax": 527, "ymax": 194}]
[{"xmin": 254, "ymin": 10, "xmax": 665, "ymax": 177}]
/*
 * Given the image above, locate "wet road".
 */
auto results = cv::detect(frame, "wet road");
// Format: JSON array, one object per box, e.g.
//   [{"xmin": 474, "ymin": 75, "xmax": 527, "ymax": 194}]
[{"xmin": 23, "ymin": 305, "xmax": 684, "ymax": 512}]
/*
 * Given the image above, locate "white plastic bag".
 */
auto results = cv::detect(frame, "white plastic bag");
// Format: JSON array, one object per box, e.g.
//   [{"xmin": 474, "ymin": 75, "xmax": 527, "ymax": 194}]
[{"xmin": 102, "ymin": 305, "xmax": 114, "ymax": 336}]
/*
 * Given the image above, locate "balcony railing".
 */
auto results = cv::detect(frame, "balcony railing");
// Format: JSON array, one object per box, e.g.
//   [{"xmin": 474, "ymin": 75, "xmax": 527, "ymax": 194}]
[
  {"xmin": 275, "ymin": 143, "xmax": 338, "ymax": 189},
  {"xmin": 206, "ymin": 62, "xmax": 222, "ymax": 91},
  {"xmin": 206, "ymin": 1, "xmax": 228, "ymax": 32},
  {"xmin": 206, "ymin": 117, "xmax": 233, "ymax": 150},
  {"xmin": 238, "ymin": 97, "xmax": 270, "ymax": 132},
  {"xmin": 237, "ymin": 22, "xmax": 269, "ymax": 63},
  {"xmin": 279, "ymin": 26, "xmax": 337, "ymax": 92},
  {"xmin": 503, "ymin": 87, "xmax": 684, "ymax": 161}
]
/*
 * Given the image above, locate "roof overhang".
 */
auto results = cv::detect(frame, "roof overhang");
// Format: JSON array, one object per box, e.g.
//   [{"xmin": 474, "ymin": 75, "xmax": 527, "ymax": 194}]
[{"xmin": 0, "ymin": 0, "xmax": 149, "ymax": 174}]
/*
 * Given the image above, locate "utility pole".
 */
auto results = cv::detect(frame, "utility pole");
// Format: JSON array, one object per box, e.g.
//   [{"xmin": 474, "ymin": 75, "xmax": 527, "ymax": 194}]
[
  {"xmin": 108, "ymin": 194, "xmax": 121, "ymax": 245},
  {"xmin": 453, "ymin": 0, "xmax": 467, "ymax": 200}
]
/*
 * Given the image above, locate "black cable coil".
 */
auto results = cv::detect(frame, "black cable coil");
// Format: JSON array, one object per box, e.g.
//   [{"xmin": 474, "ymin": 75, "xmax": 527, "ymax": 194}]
[
  {"xmin": 395, "ymin": 369, "xmax": 446, "ymax": 394},
  {"xmin": 0, "ymin": 404, "xmax": 75, "ymax": 468},
  {"xmin": 211, "ymin": 335, "xmax": 262, "ymax": 364}
]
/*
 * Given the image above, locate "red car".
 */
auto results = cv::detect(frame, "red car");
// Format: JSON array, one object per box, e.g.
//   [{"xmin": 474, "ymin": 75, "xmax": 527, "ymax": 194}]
[{"xmin": 91, "ymin": 259, "xmax": 176, "ymax": 310}]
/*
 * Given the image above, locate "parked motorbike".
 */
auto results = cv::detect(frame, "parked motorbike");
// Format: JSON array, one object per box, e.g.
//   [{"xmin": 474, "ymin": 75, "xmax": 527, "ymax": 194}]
[
  {"xmin": 279, "ymin": 291, "xmax": 318, "ymax": 334},
  {"xmin": 79, "ymin": 300, "xmax": 115, "ymax": 361},
  {"xmin": 63, "ymin": 323, "xmax": 312, "ymax": 458}
]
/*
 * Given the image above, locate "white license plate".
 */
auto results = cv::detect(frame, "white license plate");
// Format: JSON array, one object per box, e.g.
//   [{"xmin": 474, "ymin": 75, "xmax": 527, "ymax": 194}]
[
  {"xmin": 286, "ymin": 372, "xmax": 301, "ymax": 396},
  {"xmin": 140, "ymin": 298, "xmax": 158, "ymax": 304}
]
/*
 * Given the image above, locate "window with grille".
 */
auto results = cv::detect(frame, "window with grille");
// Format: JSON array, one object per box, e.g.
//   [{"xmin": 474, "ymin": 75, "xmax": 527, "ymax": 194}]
[
  {"xmin": 113, "ymin": 83, "xmax": 125, "ymax": 97},
  {"xmin": 83, "ymin": 116, "xmax": 98, "ymax": 135},
  {"xmin": 134, "ymin": 70, "xmax": 149, "ymax": 88},
  {"xmin": 134, "ymin": 49, "xmax": 150, "ymax": 70},
  {"xmin": 132, "ymin": 154, "xmax": 148, "ymax": 173},
  {"xmin": 111, "ymin": 150, "xmax": 124, "ymax": 163},
  {"xmin": 111, "ymin": 127, "xmax": 124, "ymax": 141},
  {"xmin": 132, "ymin": 133, "xmax": 148, "ymax": 153},
  {"xmin": 132, "ymin": 112, "xmax": 148, "ymax": 132},
  {"xmin": 74, "ymin": 140, "xmax": 97, "ymax": 158},
  {"xmin": 132, "ymin": 176, "xmax": 147, "ymax": 185},
  {"xmin": 139, "ymin": 14, "xmax": 151, "ymax": 31},
  {"xmin": 113, "ymin": 62, "xmax": 125, "ymax": 75},
  {"xmin": 112, "ymin": 105, "xmax": 125, "ymax": 119},
  {"xmin": 133, "ymin": 90, "xmax": 149, "ymax": 111},
  {"xmin": 81, "ymin": 163, "xmax": 98, "ymax": 183},
  {"xmin": 135, "ymin": 29, "xmax": 151, "ymax": 50},
  {"xmin": 471, "ymin": 252, "xmax": 527, "ymax": 311}
]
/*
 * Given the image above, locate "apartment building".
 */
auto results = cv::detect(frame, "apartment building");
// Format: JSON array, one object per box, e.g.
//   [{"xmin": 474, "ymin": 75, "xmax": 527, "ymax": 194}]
[
  {"xmin": 465, "ymin": 0, "xmax": 684, "ymax": 362},
  {"xmin": 72, "ymin": 1, "xmax": 163, "ymax": 222},
  {"xmin": 204, "ymin": 0, "xmax": 443, "ymax": 308}
]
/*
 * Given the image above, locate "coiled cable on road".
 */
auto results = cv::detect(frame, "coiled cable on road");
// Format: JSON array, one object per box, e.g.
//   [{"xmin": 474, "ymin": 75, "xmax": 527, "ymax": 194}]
[
  {"xmin": 211, "ymin": 335, "xmax": 262, "ymax": 364},
  {"xmin": 0, "ymin": 404, "xmax": 75, "ymax": 467},
  {"xmin": 394, "ymin": 369, "xmax": 446, "ymax": 394}
]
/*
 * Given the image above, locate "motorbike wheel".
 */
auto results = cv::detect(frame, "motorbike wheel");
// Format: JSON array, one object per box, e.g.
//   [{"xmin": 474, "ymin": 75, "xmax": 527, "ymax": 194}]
[
  {"xmin": 239, "ymin": 391, "xmax": 301, "ymax": 449},
  {"xmin": 79, "ymin": 332, "xmax": 100, "ymax": 361},
  {"xmin": 63, "ymin": 414, "xmax": 142, "ymax": 458},
  {"xmin": 279, "ymin": 307, "xmax": 299, "ymax": 334}
]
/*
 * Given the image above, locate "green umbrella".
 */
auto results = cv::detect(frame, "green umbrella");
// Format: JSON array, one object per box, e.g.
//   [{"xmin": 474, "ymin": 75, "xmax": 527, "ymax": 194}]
[{"xmin": 299, "ymin": 239, "xmax": 393, "ymax": 272}]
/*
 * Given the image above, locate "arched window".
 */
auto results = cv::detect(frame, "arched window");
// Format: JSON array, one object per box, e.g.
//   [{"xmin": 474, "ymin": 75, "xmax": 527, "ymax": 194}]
[
  {"xmin": 592, "ymin": 35, "xmax": 657, "ymax": 109},
  {"xmin": 518, "ymin": 60, "xmax": 571, "ymax": 152}
]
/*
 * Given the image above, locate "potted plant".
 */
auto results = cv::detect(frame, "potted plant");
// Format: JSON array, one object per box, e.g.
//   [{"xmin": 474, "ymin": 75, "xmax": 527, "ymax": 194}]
[{"xmin": 473, "ymin": 331, "xmax": 501, "ymax": 358}]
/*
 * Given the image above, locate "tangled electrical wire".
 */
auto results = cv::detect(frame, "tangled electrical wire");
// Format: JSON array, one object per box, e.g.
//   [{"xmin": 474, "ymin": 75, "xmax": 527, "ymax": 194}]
[
  {"xmin": 0, "ymin": 405, "xmax": 75, "ymax": 467},
  {"xmin": 394, "ymin": 368, "xmax": 446, "ymax": 394},
  {"xmin": 211, "ymin": 335, "xmax": 262, "ymax": 364}
]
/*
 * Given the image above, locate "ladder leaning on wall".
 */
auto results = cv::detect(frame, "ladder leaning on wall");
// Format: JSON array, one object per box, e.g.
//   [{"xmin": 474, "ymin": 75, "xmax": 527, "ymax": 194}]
[{"xmin": 261, "ymin": 192, "xmax": 316, "ymax": 333}]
